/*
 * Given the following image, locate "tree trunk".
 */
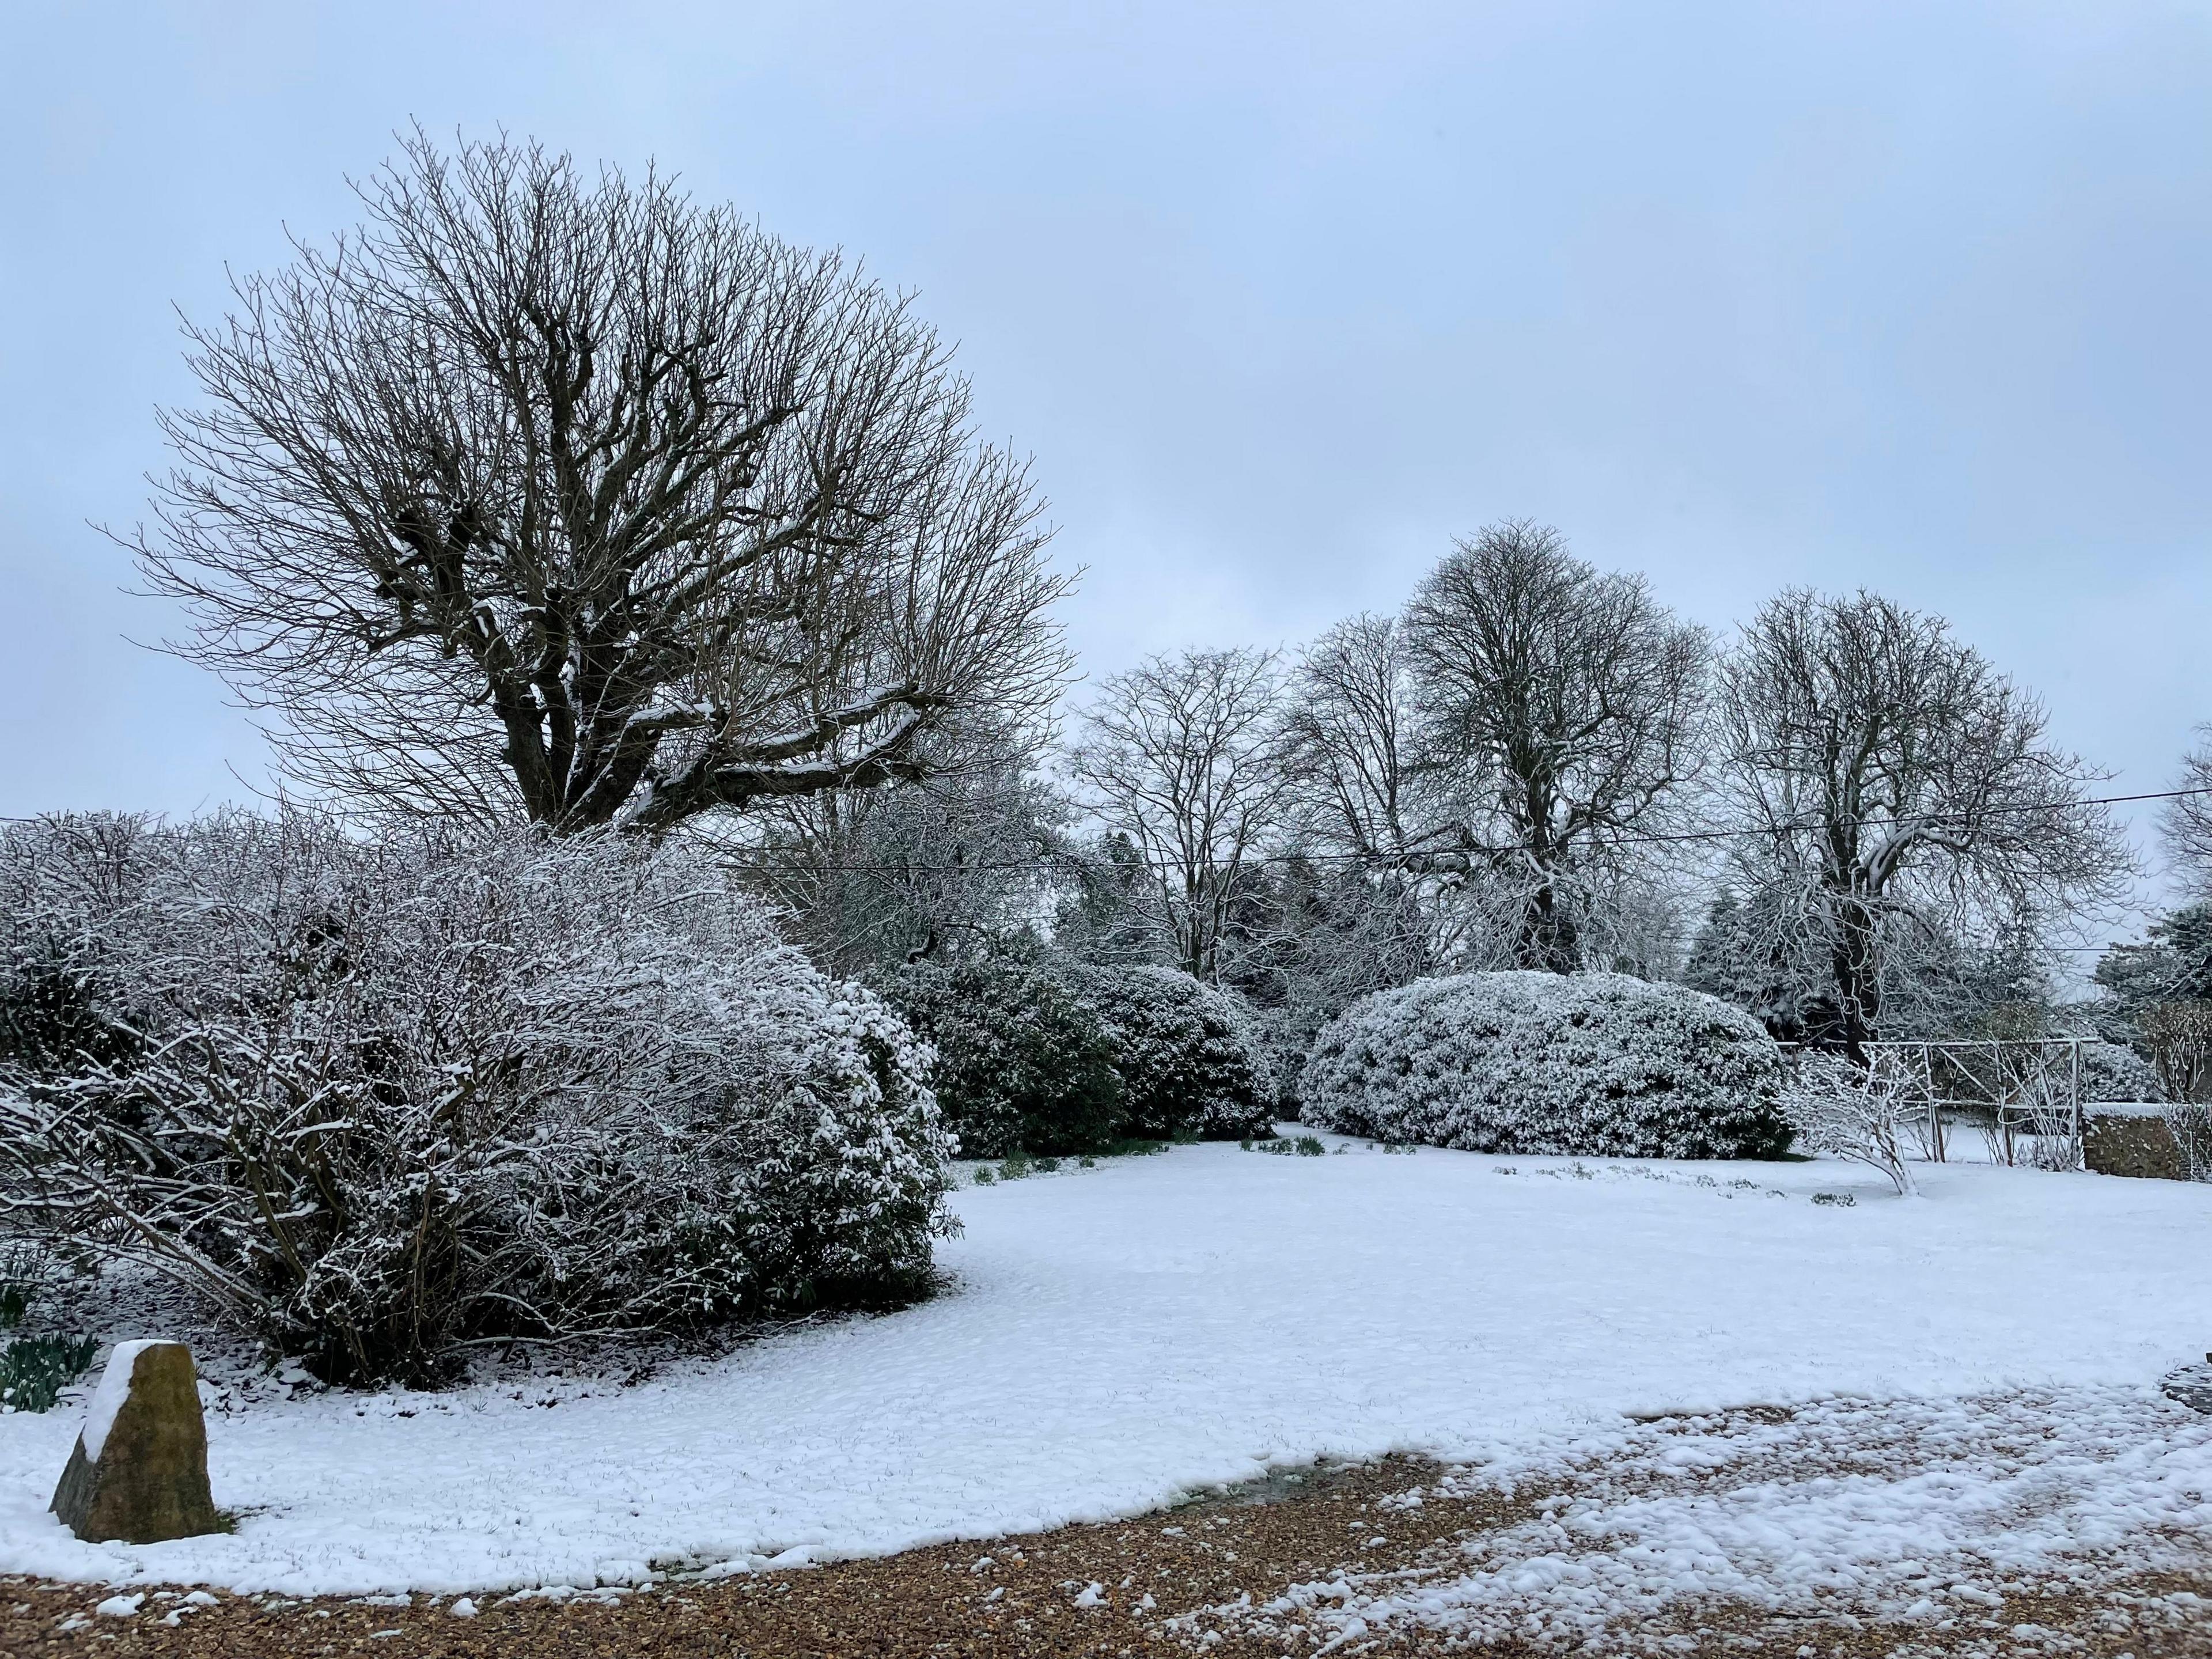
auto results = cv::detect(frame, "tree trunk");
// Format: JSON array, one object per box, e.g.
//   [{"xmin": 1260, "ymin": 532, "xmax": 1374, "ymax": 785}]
[
  {"xmin": 1518, "ymin": 877, "xmax": 1581, "ymax": 975},
  {"xmin": 1830, "ymin": 892, "xmax": 1881, "ymax": 1062}
]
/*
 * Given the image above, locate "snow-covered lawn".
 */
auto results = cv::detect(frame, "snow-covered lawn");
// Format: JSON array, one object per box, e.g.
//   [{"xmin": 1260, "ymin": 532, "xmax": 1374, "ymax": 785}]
[{"xmin": 2, "ymin": 1138, "xmax": 2210, "ymax": 1601}]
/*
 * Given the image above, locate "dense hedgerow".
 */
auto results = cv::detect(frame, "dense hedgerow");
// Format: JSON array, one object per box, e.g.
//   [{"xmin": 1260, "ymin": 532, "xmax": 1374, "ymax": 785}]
[
  {"xmin": 1302, "ymin": 970, "xmax": 1791, "ymax": 1159},
  {"xmin": 884, "ymin": 958, "xmax": 1123, "ymax": 1158},
  {"xmin": 1069, "ymin": 965, "xmax": 1276, "ymax": 1141},
  {"xmin": 0, "ymin": 812, "xmax": 955, "ymax": 1386}
]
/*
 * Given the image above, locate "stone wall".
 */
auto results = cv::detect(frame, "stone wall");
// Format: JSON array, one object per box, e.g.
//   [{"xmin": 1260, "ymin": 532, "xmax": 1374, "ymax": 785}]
[{"xmin": 2082, "ymin": 1104, "xmax": 2190, "ymax": 1181}]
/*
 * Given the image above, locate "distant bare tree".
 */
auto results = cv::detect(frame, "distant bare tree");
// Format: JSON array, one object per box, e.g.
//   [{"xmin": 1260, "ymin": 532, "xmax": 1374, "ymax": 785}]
[
  {"xmin": 1401, "ymin": 521, "xmax": 1708, "ymax": 972},
  {"xmin": 2162, "ymin": 732, "xmax": 2212, "ymax": 890},
  {"xmin": 2141, "ymin": 999, "xmax": 2212, "ymax": 1103},
  {"xmin": 732, "ymin": 720, "xmax": 1069, "ymax": 975},
  {"xmin": 1063, "ymin": 648, "xmax": 1290, "ymax": 981},
  {"xmin": 133, "ymin": 132, "xmax": 1069, "ymax": 834},
  {"xmin": 1278, "ymin": 614, "xmax": 1486, "ymax": 988},
  {"xmin": 1281, "ymin": 615, "xmax": 1423, "ymax": 865},
  {"xmin": 1716, "ymin": 589, "xmax": 2130, "ymax": 1056}
]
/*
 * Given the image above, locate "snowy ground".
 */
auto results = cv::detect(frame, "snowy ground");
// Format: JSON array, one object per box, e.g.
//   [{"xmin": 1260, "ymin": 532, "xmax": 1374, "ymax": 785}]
[{"xmin": 2, "ymin": 1137, "xmax": 2210, "ymax": 1609}]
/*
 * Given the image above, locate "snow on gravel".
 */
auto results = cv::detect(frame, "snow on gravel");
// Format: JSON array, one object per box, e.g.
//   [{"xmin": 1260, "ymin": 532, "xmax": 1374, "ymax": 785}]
[
  {"xmin": 1181, "ymin": 1387, "xmax": 2212, "ymax": 1650},
  {"xmin": 1, "ymin": 1138, "xmax": 2209, "ymax": 1597}
]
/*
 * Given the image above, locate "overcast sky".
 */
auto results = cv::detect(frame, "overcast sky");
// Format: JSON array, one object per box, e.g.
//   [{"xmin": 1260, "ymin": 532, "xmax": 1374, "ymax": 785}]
[{"xmin": 4, "ymin": 2, "xmax": 2209, "ymax": 918}]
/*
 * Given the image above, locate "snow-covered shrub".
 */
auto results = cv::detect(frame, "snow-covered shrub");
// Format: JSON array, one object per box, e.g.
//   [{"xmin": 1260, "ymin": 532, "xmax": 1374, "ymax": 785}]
[
  {"xmin": 1069, "ymin": 965, "xmax": 1276, "ymax": 1141},
  {"xmin": 884, "ymin": 957, "xmax": 1122, "ymax": 1157},
  {"xmin": 0, "ymin": 812, "xmax": 955, "ymax": 1385},
  {"xmin": 1779, "ymin": 1052, "xmax": 1920, "ymax": 1194},
  {"xmin": 2077, "ymin": 1040, "xmax": 2166, "ymax": 1104},
  {"xmin": 1302, "ymin": 971, "xmax": 1790, "ymax": 1159},
  {"xmin": 0, "ymin": 815, "xmax": 144, "ymax": 1082},
  {"xmin": 885, "ymin": 959, "xmax": 1273, "ymax": 1149}
]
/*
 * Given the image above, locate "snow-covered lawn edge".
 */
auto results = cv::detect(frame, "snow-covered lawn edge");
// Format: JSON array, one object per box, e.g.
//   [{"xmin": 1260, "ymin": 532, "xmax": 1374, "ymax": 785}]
[{"xmin": 1, "ymin": 1137, "xmax": 2208, "ymax": 1598}]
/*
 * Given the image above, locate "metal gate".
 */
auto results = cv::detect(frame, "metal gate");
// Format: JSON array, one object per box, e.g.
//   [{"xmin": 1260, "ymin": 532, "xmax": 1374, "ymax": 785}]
[{"xmin": 1855, "ymin": 1038, "xmax": 2085, "ymax": 1168}]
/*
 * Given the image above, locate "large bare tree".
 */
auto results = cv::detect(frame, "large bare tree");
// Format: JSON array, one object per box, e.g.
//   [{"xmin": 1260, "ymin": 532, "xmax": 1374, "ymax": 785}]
[
  {"xmin": 1062, "ymin": 647, "xmax": 1290, "ymax": 981},
  {"xmin": 134, "ymin": 133, "xmax": 1069, "ymax": 833},
  {"xmin": 1402, "ymin": 521, "xmax": 1708, "ymax": 972},
  {"xmin": 1715, "ymin": 589, "xmax": 2129, "ymax": 1055}
]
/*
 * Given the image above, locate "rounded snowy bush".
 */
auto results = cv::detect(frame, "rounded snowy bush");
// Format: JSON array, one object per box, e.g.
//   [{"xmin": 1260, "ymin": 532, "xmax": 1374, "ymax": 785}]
[
  {"xmin": 2078, "ymin": 1039, "xmax": 2166, "ymax": 1104},
  {"xmin": 0, "ymin": 812, "xmax": 956, "ymax": 1385},
  {"xmin": 1069, "ymin": 965, "xmax": 1275, "ymax": 1141},
  {"xmin": 884, "ymin": 958, "xmax": 1122, "ymax": 1158},
  {"xmin": 1302, "ymin": 971, "xmax": 1791, "ymax": 1159}
]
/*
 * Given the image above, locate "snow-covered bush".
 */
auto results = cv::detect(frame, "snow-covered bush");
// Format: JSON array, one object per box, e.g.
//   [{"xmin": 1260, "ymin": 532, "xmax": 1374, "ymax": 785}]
[
  {"xmin": 1068, "ymin": 965, "xmax": 1277, "ymax": 1141},
  {"xmin": 0, "ymin": 815, "xmax": 143, "ymax": 1081},
  {"xmin": 0, "ymin": 812, "xmax": 955, "ymax": 1385},
  {"xmin": 2077, "ymin": 1040, "xmax": 2166, "ymax": 1104},
  {"xmin": 1779, "ymin": 1052, "xmax": 1920, "ymax": 1194},
  {"xmin": 884, "ymin": 957, "xmax": 1122, "ymax": 1157},
  {"xmin": 1302, "ymin": 971, "xmax": 1790, "ymax": 1158}
]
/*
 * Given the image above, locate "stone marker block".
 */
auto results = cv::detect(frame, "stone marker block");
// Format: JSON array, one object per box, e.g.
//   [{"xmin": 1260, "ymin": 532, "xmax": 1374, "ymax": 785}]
[{"xmin": 50, "ymin": 1340, "xmax": 220, "ymax": 1544}]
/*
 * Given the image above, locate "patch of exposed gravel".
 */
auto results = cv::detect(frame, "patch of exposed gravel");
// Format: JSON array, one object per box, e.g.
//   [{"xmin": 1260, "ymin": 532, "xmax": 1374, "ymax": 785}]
[{"xmin": 4, "ymin": 1442, "xmax": 2210, "ymax": 1658}]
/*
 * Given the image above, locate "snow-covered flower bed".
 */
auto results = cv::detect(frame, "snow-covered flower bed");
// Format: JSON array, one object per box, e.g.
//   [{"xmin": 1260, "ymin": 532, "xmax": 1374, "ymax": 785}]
[
  {"xmin": 1302, "ymin": 971, "xmax": 1789, "ymax": 1157},
  {"xmin": 1177, "ymin": 1385, "xmax": 2212, "ymax": 1653}
]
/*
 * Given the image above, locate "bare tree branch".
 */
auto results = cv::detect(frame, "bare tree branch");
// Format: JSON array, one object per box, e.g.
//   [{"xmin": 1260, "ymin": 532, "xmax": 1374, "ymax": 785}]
[{"xmin": 2162, "ymin": 732, "xmax": 2212, "ymax": 891}]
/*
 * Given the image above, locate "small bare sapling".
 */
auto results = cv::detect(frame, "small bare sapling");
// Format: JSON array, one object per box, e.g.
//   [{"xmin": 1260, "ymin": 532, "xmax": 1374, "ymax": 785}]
[{"xmin": 1780, "ymin": 1053, "xmax": 1921, "ymax": 1195}]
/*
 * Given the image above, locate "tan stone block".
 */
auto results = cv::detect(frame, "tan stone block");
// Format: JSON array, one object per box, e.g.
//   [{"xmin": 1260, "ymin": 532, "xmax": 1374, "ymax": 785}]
[{"xmin": 50, "ymin": 1341, "xmax": 220, "ymax": 1544}]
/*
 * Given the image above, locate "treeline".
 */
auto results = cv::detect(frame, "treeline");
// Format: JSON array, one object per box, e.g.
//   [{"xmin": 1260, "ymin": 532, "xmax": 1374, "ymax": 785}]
[
  {"xmin": 763, "ymin": 520, "xmax": 2173, "ymax": 1092},
  {"xmin": 111, "ymin": 131, "xmax": 2172, "ymax": 1084}
]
